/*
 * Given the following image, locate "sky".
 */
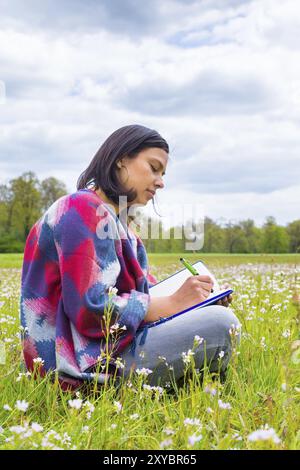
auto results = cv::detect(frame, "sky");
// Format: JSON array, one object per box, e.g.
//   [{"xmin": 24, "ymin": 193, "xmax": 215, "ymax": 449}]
[{"xmin": 0, "ymin": 0, "xmax": 300, "ymax": 229}]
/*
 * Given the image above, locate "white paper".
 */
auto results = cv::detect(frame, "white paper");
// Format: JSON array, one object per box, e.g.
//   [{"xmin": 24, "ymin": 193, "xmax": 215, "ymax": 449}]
[{"xmin": 149, "ymin": 260, "xmax": 221, "ymax": 298}]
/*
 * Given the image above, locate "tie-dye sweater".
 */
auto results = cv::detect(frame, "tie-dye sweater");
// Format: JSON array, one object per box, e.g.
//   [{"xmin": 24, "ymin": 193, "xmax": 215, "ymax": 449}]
[{"xmin": 20, "ymin": 188, "xmax": 157, "ymax": 389}]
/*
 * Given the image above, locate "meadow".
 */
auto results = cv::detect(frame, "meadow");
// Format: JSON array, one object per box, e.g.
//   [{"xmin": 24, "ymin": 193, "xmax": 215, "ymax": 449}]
[{"xmin": 0, "ymin": 253, "xmax": 299, "ymax": 450}]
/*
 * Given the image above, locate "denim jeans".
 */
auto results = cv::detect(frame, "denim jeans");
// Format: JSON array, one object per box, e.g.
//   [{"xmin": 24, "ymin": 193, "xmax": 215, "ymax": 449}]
[{"xmin": 120, "ymin": 305, "xmax": 241, "ymax": 387}]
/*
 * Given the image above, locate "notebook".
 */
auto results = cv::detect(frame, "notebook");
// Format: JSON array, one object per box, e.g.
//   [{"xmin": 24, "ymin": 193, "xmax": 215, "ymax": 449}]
[{"xmin": 140, "ymin": 260, "xmax": 233, "ymax": 329}]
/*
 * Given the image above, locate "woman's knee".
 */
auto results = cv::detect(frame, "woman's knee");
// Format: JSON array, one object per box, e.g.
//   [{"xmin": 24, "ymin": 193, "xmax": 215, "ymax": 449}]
[{"xmin": 199, "ymin": 305, "xmax": 241, "ymax": 346}]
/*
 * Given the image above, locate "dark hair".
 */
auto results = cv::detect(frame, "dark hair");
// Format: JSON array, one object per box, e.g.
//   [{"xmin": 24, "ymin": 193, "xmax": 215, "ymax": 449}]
[{"xmin": 77, "ymin": 124, "xmax": 169, "ymax": 210}]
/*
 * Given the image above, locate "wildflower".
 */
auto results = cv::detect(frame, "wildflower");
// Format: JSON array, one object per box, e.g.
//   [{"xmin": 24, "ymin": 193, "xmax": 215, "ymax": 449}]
[
  {"xmin": 115, "ymin": 357, "xmax": 125, "ymax": 369},
  {"xmin": 110, "ymin": 423, "xmax": 117, "ymax": 429},
  {"xmin": 143, "ymin": 384, "xmax": 164, "ymax": 396},
  {"xmin": 0, "ymin": 426, "xmax": 4, "ymax": 434},
  {"xmin": 82, "ymin": 426, "xmax": 89, "ymax": 433},
  {"xmin": 9, "ymin": 425, "xmax": 27, "ymax": 434},
  {"xmin": 83, "ymin": 400, "xmax": 95, "ymax": 419},
  {"xmin": 160, "ymin": 438, "xmax": 173, "ymax": 449},
  {"xmin": 33, "ymin": 357, "xmax": 45, "ymax": 365},
  {"xmin": 181, "ymin": 349, "xmax": 195, "ymax": 365},
  {"xmin": 204, "ymin": 385, "xmax": 217, "ymax": 396},
  {"xmin": 218, "ymin": 399, "xmax": 232, "ymax": 410},
  {"xmin": 158, "ymin": 355, "xmax": 167, "ymax": 362},
  {"xmin": 184, "ymin": 418, "xmax": 202, "ymax": 428},
  {"xmin": 3, "ymin": 404, "xmax": 12, "ymax": 411},
  {"xmin": 108, "ymin": 286, "xmax": 118, "ymax": 296},
  {"xmin": 19, "ymin": 325, "xmax": 29, "ymax": 332},
  {"xmin": 68, "ymin": 399, "xmax": 83, "ymax": 410},
  {"xmin": 260, "ymin": 337, "xmax": 267, "ymax": 350},
  {"xmin": 130, "ymin": 413, "xmax": 139, "ymax": 420},
  {"xmin": 16, "ymin": 373, "xmax": 28, "ymax": 382},
  {"xmin": 113, "ymin": 401, "xmax": 122, "ymax": 413},
  {"xmin": 163, "ymin": 428, "xmax": 175, "ymax": 436},
  {"xmin": 232, "ymin": 432, "xmax": 243, "ymax": 441},
  {"xmin": 188, "ymin": 433, "xmax": 203, "ymax": 446},
  {"xmin": 110, "ymin": 323, "xmax": 120, "ymax": 333},
  {"xmin": 136, "ymin": 367, "xmax": 153, "ymax": 376},
  {"xmin": 206, "ymin": 407, "xmax": 213, "ymax": 414},
  {"xmin": 31, "ymin": 422, "xmax": 43, "ymax": 432},
  {"xmin": 62, "ymin": 432, "xmax": 72, "ymax": 446},
  {"xmin": 247, "ymin": 426, "xmax": 281, "ymax": 444},
  {"xmin": 218, "ymin": 350, "xmax": 225, "ymax": 359},
  {"xmin": 281, "ymin": 383, "xmax": 287, "ymax": 392},
  {"xmin": 194, "ymin": 335, "xmax": 204, "ymax": 346},
  {"xmin": 229, "ymin": 324, "xmax": 241, "ymax": 336},
  {"xmin": 15, "ymin": 400, "xmax": 29, "ymax": 412}
]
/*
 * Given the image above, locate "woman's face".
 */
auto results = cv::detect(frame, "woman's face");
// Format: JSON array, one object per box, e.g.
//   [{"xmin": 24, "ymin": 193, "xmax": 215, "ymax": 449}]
[{"xmin": 117, "ymin": 147, "xmax": 168, "ymax": 207}]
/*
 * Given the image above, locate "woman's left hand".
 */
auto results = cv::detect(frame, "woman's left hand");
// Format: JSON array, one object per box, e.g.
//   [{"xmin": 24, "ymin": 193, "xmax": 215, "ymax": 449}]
[{"xmin": 216, "ymin": 282, "xmax": 233, "ymax": 307}]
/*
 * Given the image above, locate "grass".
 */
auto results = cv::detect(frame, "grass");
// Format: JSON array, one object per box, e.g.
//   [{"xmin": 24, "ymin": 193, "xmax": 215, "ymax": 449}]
[{"xmin": 0, "ymin": 253, "xmax": 300, "ymax": 449}]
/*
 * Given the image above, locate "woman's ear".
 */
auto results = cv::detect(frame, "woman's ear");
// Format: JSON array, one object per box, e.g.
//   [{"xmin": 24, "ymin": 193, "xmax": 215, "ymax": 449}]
[{"xmin": 117, "ymin": 160, "xmax": 123, "ymax": 169}]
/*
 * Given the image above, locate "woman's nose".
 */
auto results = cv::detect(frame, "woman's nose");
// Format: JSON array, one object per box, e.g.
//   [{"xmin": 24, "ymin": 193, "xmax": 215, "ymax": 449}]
[{"xmin": 155, "ymin": 176, "xmax": 164, "ymax": 189}]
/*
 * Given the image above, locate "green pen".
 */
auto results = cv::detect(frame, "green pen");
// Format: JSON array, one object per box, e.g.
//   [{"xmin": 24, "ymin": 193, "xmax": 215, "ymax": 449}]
[
  {"xmin": 180, "ymin": 257, "xmax": 214, "ymax": 293},
  {"xmin": 180, "ymin": 257, "xmax": 199, "ymax": 275}
]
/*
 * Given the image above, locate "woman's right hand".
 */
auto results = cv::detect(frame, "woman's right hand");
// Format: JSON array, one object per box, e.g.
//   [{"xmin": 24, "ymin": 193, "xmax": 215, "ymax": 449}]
[
  {"xmin": 144, "ymin": 275, "xmax": 214, "ymax": 323},
  {"xmin": 170, "ymin": 275, "xmax": 214, "ymax": 313}
]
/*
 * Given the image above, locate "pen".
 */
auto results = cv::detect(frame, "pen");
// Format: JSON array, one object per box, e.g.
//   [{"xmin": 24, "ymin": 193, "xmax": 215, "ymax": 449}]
[
  {"xmin": 180, "ymin": 257, "xmax": 199, "ymax": 275},
  {"xmin": 180, "ymin": 257, "xmax": 214, "ymax": 293}
]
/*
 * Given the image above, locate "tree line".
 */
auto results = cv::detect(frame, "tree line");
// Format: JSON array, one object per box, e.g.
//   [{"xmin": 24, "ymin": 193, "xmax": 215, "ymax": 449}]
[{"xmin": 0, "ymin": 172, "xmax": 299, "ymax": 254}]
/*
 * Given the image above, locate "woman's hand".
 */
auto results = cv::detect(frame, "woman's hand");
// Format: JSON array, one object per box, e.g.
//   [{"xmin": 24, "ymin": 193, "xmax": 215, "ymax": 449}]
[
  {"xmin": 216, "ymin": 282, "xmax": 233, "ymax": 307},
  {"xmin": 171, "ymin": 275, "xmax": 214, "ymax": 313},
  {"xmin": 145, "ymin": 275, "xmax": 214, "ymax": 323}
]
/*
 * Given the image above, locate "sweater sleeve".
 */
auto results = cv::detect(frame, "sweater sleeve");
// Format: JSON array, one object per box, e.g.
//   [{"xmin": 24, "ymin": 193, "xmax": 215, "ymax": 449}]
[
  {"xmin": 147, "ymin": 270, "xmax": 158, "ymax": 288},
  {"xmin": 53, "ymin": 197, "xmax": 151, "ymax": 339}
]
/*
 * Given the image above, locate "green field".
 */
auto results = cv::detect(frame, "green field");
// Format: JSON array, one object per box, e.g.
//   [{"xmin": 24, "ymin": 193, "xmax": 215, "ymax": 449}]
[
  {"xmin": 1, "ymin": 252, "xmax": 300, "ymax": 269},
  {"xmin": 0, "ymin": 253, "xmax": 299, "ymax": 450}
]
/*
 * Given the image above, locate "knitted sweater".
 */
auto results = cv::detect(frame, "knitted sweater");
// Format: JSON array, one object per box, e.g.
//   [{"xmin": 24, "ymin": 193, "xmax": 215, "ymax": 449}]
[{"xmin": 20, "ymin": 188, "xmax": 157, "ymax": 389}]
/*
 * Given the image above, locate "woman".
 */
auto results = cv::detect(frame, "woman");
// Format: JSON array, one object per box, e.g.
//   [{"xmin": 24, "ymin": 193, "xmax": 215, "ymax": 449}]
[{"xmin": 20, "ymin": 124, "xmax": 240, "ymax": 391}]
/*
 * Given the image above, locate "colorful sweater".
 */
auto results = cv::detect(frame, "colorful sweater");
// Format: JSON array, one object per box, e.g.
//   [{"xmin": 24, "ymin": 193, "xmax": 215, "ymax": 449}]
[{"xmin": 20, "ymin": 188, "xmax": 157, "ymax": 389}]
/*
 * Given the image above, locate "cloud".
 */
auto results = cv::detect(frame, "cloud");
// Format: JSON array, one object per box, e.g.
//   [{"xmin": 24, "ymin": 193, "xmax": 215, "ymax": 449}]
[
  {"xmin": 0, "ymin": 0, "xmax": 299, "ymax": 226},
  {"xmin": 0, "ymin": 0, "xmax": 157, "ymax": 36},
  {"xmin": 116, "ymin": 69, "xmax": 276, "ymax": 116},
  {"xmin": 0, "ymin": 0, "xmax": 254, "ymax": 38}
]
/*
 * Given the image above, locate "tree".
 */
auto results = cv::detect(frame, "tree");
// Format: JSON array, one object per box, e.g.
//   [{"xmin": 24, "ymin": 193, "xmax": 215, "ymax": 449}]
[
  {"xmin": 202, "ymin": 217, "xmax": 226, "ymax": 252},
  {"xmin": 262, "ymin": 216, "xmax": 290, "ymax": 253},
  {"xmin": 40, "ymin": 177, "xmax": 68, "ymax": 212},
  {"xmin": 238, "ymin": 219, "xmax": 263, "ymax": 253},
  {"xmin": 287, "ymin": 220, "xmax": 300, "ymax": 253},
  {"xmin": 9, "ymin": 172, "xmax": 42, "ymax": 240},
  {"xmin": 0, "ymin": 184, "xmax": 12, "ymax": 235},
  {"xmin": 223, "ymin": 222, "xmax": 249, "ymax": 253}
]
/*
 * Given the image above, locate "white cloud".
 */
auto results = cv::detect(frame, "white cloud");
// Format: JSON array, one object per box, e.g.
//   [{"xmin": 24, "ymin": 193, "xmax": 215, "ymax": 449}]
[{"xmin": 0, "ymin": 0, "xmax": 299, "ymax": 227}]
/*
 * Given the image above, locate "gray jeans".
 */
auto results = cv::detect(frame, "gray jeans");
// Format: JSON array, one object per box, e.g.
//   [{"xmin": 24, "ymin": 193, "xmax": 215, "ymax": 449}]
[{"xmin": 120, "ymin": 305, "xmax": 241, "ymax": 387}]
